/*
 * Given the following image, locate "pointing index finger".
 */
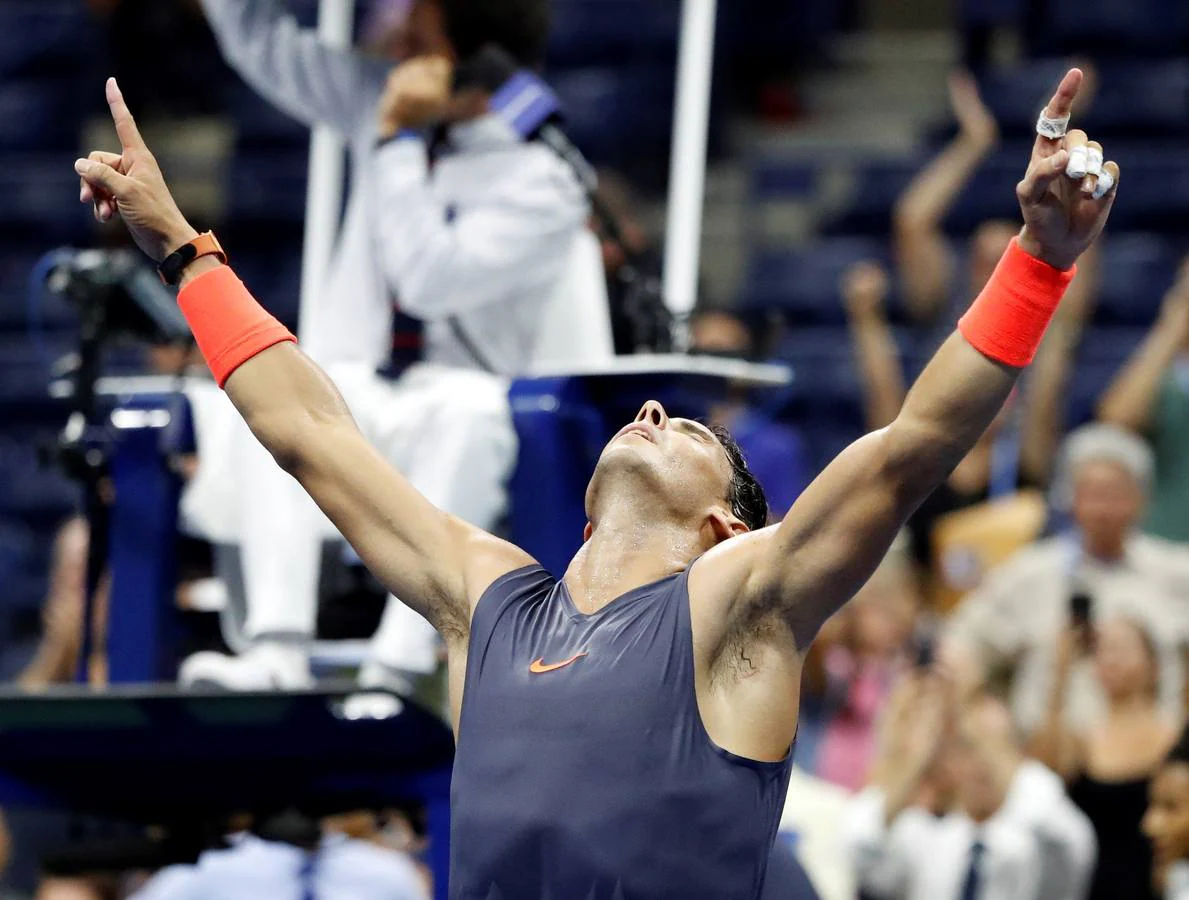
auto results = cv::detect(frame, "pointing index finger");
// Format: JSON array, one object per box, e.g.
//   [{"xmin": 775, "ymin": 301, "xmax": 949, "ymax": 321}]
[
  {"xmin": 1043, "ymin": 67, "xmax": 1083, "ymax": 121},
  {"xmin": 106, "ymin": 77, "xmax": 146, "ymax": 153}
]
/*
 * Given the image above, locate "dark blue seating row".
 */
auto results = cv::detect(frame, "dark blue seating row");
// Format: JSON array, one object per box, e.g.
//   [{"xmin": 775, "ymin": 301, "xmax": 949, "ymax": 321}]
[
  {"xmin": 961, "ymin": 0, "xmax": 1189, "ymax": 55},
  {"xmin": 548, "ymin": 0, "xmax": 681, "ymax": 66},
  {"xmin": 741, "ymin": 232, "xmax": 1187, "ymax": 328},
  {"xmin": 0, "ymin": 1, "xmax": 97, "ymax": 80},
  {"xmin": 981, "ymin": 60, "xmax": 1189, "ymax": 138},
  {"xmin": 796, "ymin": 145, "xmax": 1189, "ymax": 236}
]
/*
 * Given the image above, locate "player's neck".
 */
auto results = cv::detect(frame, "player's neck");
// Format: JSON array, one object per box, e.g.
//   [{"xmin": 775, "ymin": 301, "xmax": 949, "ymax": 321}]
[{"xmin": 565, "ymin": 513, "xmax": 702, "ymax": 615}]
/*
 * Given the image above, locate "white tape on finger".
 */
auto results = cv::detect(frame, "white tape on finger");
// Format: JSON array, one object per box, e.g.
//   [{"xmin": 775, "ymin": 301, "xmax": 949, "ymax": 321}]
[
  {"xmin": 1036, "ymin": 111, "xmax": 1071, "ymax": 139},
  {"xmin": 1085, "ymin": 147, "xmax": 1103, "ymax": 176},
  {"xmin": 1092, "ymin": 169, "xmax": 1114, "ymax": 200},
  {"xmin": 1066, "ymin": 146, "xmax": 1088, "ymax": 179}
]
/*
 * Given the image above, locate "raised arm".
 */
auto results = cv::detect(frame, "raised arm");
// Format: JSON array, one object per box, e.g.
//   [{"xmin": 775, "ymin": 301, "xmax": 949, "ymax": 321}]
[
  {"xmin": 843, "ymin": 261, "xmax": 907, "ymax": 430},
  {"xmin": 1098, "ymin": 257, "xmax": 1189, "ymax": 433},
  {"xmin": 76, "ymin": 79, "xmax": 531, "ymax": 636},
  {"xmin": 894, "ymin": 72, "xmax": 1000, "ymax": 322},
  {"xmin": 199, "ymin": 0, "xmax": 389, "ymax": 134},
  {"xmin": 741, "ymin": 69, "xmax": 1119, "ymax": 649},
  {"xmin": 371, "ymin": 61, "xmax": 590, "ymax": 318},
  {"xmin": 1028, "ymin": 627, "xmax": 1086, "ymax": 780}
]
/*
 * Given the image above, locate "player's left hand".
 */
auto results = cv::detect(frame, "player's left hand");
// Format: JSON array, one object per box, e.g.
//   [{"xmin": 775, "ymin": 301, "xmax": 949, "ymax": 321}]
[
  {"xmin": 1016, "ymin": 67, "xmax": 1120, "ymax": 271},
  {"xmin": 377, "ymin": 55, "xmax": 454, "ymax": 138}
]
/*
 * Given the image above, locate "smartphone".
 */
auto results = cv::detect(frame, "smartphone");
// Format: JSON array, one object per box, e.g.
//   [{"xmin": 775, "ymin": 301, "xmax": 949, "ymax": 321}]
[
  {"xmin": 914, "ymin": 633, "xmax": 936, "ymax": 670},
  {"xmin": 1070, "ymin": 591, "xmax": 1094, "ymax": 627}
]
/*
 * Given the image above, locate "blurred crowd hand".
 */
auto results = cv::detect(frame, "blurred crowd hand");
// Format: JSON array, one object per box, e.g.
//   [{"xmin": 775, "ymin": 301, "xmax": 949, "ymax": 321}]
[
  {"xmin": 1158, "ymin": 253, "xmax": 1189, "ymax": 335},
  {"xmin": 1054, "ymin": 622, "xmax": 1094, "ymax": 675},
  {"xmin": 873, "ymin": 672, "xmax": 954, "ymax": 815},
  {"xmin": 842, "ymin": 261, "xmax": 890, "ymax": 323},
  {"xmin": 76, "ymin": 79, "xmax": 197, "ymax": 262},
  {"xmin": 948, "ymin": 70, "xmax": 999, "ymax": 152}
]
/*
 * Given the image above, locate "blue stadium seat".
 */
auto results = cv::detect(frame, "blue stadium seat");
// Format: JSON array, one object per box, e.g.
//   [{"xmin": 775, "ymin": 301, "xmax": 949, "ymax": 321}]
[
  {"xmin": 0, "ymin": 1, "xmax": 96, "ymax": 79},
  {"xmin": 740, "ymin": 238, "xmax": 892, "ymax": 324},
  {"xmin": 551, "ymin": 65, "xmax": 675, "ymax": 167},
  {"xmin": 1042, "ymin": 0, "xmax": 1189, "ymax": 56},
  {"xmin": 0, "ymin": 517, "xmax": 50, "ymax": 618},
  {"xmin": 0, "ymin": 155, "xmax": 92, "ymax": 243},
  {"xmin": 0, "ymin": 81, "xmax": 87, "ymax": 152},
  {"xmin": 226, "ymin": 153, "xmax": 310, "ymax": 226},
  {"xmin": 982, "ymin": 61, "xmax": 1189, "ymax": 138},
  {"xmin": 226, "ymin": 82, "xmax": 309, "ymax": 150},
  {"xmin": 749, "ymin": 159, "xmax": 820, "ymax": 202},
  {"xmin": 547, "ymin": 0, "xmax": 680, "ymax": 66},
  {"xmin": 960, "ymin": 0, "xmax": 1026, "ymax": 26},
  {"xmin": 821, "ymin": 158, "xmax": 922, "ymax": 236},
  {"xmin": 1095, "ymin": 234, "xmax": 1184, "ymax": 326}
]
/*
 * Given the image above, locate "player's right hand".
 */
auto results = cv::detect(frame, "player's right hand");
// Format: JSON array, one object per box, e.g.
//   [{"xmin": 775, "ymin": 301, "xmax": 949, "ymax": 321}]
[{"xmin": 75, "ymin": 78, "xmax": 197, "ymax": 263}]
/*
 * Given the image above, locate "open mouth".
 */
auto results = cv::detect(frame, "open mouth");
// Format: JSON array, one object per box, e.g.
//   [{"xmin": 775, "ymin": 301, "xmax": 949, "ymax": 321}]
[{"xmin": 615, "ymin": 423, "xmax": 655, "ymax": 444}]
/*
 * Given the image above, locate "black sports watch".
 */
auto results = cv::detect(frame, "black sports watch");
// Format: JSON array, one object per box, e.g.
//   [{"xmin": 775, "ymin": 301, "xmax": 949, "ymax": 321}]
[{"xmin": 158, "ymin": 231, "xmax": 226, "ymax": 286}]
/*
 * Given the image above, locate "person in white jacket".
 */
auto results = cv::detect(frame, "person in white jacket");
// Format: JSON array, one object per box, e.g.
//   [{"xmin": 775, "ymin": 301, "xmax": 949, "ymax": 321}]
[
  {"xmin": 180, "ymin": 0, "xmax": 603, "ymax": 689},
  {"xmin": 845, "ymin": 681, "xmax": 1095, "ymax": 900},
  {"xmin": 131, "ymin": 831, "xmax": 428, "ymax": 900}
]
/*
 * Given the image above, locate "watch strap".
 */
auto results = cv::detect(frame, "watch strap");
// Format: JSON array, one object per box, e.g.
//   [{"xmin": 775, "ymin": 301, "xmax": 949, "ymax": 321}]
[{"xmin": 158, "ymin": 231, "xmax": 227, "ymax": 286}]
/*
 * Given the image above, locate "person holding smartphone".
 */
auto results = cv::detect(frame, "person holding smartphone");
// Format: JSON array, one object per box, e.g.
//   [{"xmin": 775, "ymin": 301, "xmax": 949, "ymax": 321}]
[{"xmin": 1033, "ymin": 609, "xmax": 1177, "ymax": 900}]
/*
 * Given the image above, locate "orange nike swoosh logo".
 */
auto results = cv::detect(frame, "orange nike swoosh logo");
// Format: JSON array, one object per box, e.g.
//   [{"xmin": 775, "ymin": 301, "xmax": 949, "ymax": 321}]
[{"xmin": 529, "ymin": 653, "xmax": 588, "ymax": 674}]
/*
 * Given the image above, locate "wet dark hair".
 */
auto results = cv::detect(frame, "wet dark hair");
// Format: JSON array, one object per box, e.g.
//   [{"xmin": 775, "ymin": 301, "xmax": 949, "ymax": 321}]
[
  {"xmin": 439, "ymin": 0, "xmax": 551, "ymax": 68},
  {"xmin": 710, "ymin": 424, "xmax": 769, "ymax": 532}
]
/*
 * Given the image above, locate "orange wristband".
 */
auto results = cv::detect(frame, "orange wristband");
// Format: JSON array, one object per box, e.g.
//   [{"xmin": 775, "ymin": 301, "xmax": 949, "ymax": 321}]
[
  {"xmin": 177, "ymin": 265, "xmax": 296, "ymax": 387},
  {"xmin": 957, "ymin": 237, "xmax": 1076, "ymax": 368}
]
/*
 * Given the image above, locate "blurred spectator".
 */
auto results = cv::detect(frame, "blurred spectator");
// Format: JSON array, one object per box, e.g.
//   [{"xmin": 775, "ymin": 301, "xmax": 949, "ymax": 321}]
[
  {"xmin": 182, "ymin": 0, "xmax": 600, "ymax": 691},
  {"xmin": 1144, "ymin": 729, "xmax": 1189, "ymax": 900},
  {"xmin": 1033, "ymin": 617, "xmax": 1176, "ymax": 900},
  {"xmin": 1098, "ymin": 255, "xmax": 1189, "ymax": 543},
  {"xmin": 842, "ymin": 256, "xmax": 1081, "ymax": 609},
  {"xmin": 777, "ymin": 768, "xmax": 855, "ymax": 900},
  {"xmin": 798, "ymin": 541, "xmax": 919, "ymax": 791},
  {"xmin": 845, "ymin": 683, "xmax": 1095, "ymax": 900},
  {"xmin": 689, "ymin": 308, "xmax": 811, "ymax": 519},
  {"xmin": 130, "ymin": 814, "xmax": 427, "ymax": 900},
  {"xmin": 944, "ymin": 424, "xmax": 1189, "ymax": 735}
]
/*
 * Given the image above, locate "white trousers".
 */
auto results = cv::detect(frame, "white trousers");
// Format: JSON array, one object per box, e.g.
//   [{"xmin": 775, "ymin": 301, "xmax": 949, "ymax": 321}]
[{"xmin": 180, "ymin": 363, "xmax": 517, "ymax": 672}]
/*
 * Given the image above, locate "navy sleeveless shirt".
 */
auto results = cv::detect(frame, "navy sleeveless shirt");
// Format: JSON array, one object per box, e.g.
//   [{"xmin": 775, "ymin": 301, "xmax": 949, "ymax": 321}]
[{"xmin": 450, "ymin": 564, "xmax": 793, "ymax": 899}]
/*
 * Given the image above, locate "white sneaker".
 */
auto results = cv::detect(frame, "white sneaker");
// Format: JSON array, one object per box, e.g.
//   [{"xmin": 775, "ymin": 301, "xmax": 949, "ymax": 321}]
[{"xmin": 179, "ymin": 641, "xmax": 313, "ymax": 690}]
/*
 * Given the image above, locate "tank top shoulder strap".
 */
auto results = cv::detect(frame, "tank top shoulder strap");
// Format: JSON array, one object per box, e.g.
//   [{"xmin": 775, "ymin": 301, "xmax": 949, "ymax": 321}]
[{"xmin": 468, "ymin": 564, "xmax": 557, "ymax": 650}]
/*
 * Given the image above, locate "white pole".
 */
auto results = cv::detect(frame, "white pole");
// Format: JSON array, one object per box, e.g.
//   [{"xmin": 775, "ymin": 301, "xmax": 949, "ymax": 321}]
[
  {"xmin": 662, "ymin": 0, "xmax": 717, "ymax": 333},
  {"xmin": 299, "ymin": 0, "xmax": 355, "ymax": 340}
]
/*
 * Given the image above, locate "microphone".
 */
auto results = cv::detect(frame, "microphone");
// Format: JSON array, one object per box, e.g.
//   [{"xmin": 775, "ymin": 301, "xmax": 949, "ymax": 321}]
[{"xmin": 454, "ymin": 45, "xmax": 596, "ymax": 193}]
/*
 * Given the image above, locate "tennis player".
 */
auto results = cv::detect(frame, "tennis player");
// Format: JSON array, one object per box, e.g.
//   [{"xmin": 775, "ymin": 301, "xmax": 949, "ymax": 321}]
[{"xmin": 76, "ymin": 69, "xmax": 1116, "ymax": 898}]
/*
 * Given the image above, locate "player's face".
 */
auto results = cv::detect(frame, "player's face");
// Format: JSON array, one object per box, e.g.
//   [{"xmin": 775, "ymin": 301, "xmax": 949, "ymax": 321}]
[
  {"xmin": 1145, "ymin": 763, "xmax": 1189, "ymax": 890},
  {"xmin": 592, "ymin": 400, "xmax": 735, "ymax": 525}
]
